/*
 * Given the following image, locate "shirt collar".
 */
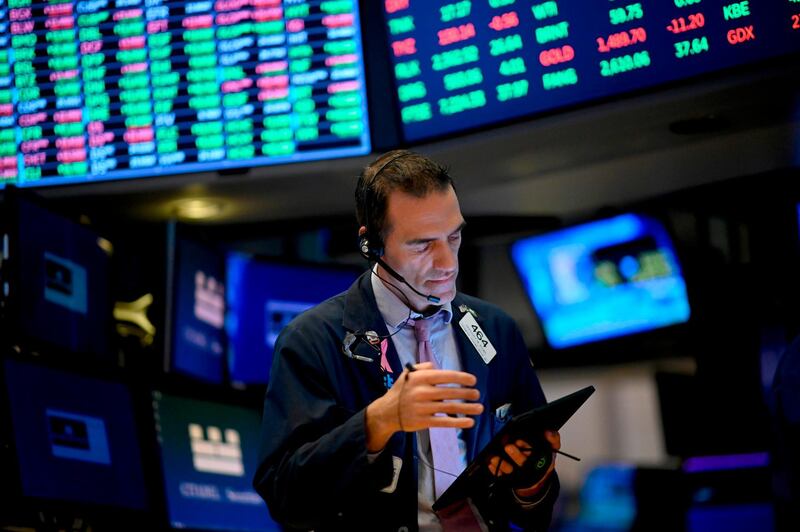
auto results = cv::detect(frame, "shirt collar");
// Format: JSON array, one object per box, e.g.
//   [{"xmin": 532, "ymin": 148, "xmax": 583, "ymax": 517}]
[{"xmin": 370, "ymin": 264, "xmax": 452, "ymax": 329}]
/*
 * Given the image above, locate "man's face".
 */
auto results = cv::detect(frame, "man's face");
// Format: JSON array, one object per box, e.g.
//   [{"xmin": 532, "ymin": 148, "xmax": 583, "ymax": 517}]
[{"xmin": 378, "ymin": 186, "xmax": 465, "ymax": 311}]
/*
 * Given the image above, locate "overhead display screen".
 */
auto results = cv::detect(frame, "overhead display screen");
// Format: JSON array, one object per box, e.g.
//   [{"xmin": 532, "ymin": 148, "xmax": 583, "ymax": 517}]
[
  {"xmin": 510, "ymin": 213, "xmax": 691, "ymax": 349},
  {"xmin": 0, "ymin": 0, "xmax": 370, "ymax": 188},
  {"xmin": 382, "ymin": 0, "xmax": 800, "ymax": 143}
]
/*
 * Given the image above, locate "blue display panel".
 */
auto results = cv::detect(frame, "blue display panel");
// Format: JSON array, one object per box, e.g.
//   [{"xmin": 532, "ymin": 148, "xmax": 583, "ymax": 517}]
[
  {"xmin": 381, "ymin": 0, "xmax": 800, "ymax": 143},
  {"xmin": 687, "ymin": 504, "xmax": 775, "ymax": 532},
  {"xmin": 171, "ymin": 237, "xmax": 226, "ymax": 383},
  {"xmin": 510, "ymin": 213, "xmax": 691, "ymax": 349},
  {"xmin": 226, "ymin": 253, "xmax": 359, "ymax": 384},
  {"xmin": 2, "ymin": 358, "xmax": 148, "ymax": 509},
  {"xmin": 0, "ymin": 0, "xmax": 370, "ymax": 188},
  {"xmin": 152, "ymin": 391, "xmax": 278, "ymax": 531},
  {"xmin": 6, "ymin": 194, "xmax": 112, "ymax": 358}
]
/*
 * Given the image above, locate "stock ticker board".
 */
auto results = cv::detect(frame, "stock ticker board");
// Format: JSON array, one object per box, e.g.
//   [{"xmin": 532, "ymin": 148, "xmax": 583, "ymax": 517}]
[
  {"xmin": 383, "ymin": 0, "xmax": 800, "ymax": 143},
  {"xmin": 0, "ymin": 0, "xmax": 371, "ymax": 188}
]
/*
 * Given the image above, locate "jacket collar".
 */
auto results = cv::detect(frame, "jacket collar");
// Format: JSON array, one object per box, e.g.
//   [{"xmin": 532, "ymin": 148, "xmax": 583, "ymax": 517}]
[
  {"xmin": 342, "ymin": 271, "xmax": 387, "ymax": 336},
  {"xmin": 341, "ymin": 272, "xmax": 404, "ymax": 373},
  {"xmin": 342, "ymin": 274, "xmax": 489, "ymax": 376}
]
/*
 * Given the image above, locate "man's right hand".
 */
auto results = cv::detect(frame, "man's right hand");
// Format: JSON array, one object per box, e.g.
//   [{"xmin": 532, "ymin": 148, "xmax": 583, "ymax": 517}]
[{"xmin": 365, "ymin": 362, "xmax": 484, "ymax": 452}]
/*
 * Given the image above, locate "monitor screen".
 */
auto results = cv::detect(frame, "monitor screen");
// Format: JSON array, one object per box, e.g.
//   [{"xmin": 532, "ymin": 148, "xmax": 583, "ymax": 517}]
[
  {"xmin": 226, "ymin": 253, "xmax": 359, "ymax": 384},
  {"xmin": 0, "ymin": 0, "xmax": 370, "ymax": 188},
  {"xmin": 381, "ymin": 0, "xmax": 800, "ymax": 143},
  {"xmin": 6, "ymin": 194, "xmax": 112, "ymax": 358},
  {"xmin": 170, "ymin": 237, "xmax": 226, "ymax": 383},
  {"xmin": 2, "ymin": 358, "xmax": 148, "ymax": 510},
  {"xmin": 510, "ymin": 213, "xmax": 691, "ymax": 349},
  {"xmin": 152, "ymin": 391, "xmax": 277, "ymax": 531}
]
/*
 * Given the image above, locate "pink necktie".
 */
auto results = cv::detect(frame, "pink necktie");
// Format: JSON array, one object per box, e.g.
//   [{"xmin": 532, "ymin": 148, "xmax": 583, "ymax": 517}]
[
  {"xmin": 413, "ymin": 318, "xmax": 464, "ymax": 499},
  {"xmin": 413, "ymin": 318, "xmax": 484, "ymax": 531}
]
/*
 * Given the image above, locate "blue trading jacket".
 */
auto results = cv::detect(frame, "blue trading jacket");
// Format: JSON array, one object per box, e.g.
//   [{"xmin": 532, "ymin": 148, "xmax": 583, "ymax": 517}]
[{"xmin": 253, "ymin": 272, "xmax": 558, "ymax": 531}]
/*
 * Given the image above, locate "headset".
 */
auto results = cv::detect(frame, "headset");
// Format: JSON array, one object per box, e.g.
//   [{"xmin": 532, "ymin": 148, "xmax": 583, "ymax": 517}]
[
  {"xmin": 342, "ymin": 153, "xmax": 444, "ymax": 363},
  {"xmin": 357, "ymin": 152, "xmax": 441, "ymax": 305}
]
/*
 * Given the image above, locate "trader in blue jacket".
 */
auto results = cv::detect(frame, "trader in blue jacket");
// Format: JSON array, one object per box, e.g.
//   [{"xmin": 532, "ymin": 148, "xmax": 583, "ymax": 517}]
[{"xmin": 253, "ymin": 150, "xmax": 560, "ymax": 531}]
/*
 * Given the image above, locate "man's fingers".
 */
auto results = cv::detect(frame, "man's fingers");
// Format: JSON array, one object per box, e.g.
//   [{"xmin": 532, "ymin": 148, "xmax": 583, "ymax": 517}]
[
  {"xmin": 504, "ymin": 443, "xmax": 529, "ymax": 467},
  {"xmin": 415, "ymin": 386, "xmax": 480, "ymax": 402},
  {"xmin": 424, "ymin": 415, "xmax": 476, "ymax": 429},
  {"xmin": 487, "ymin": 455, "xmax": 516, "ymax": 476},
  {"xmin": 514, "ymin": 439, "xmax": 533, "ymax": 455},
  {"xmin": 411, "ymin": 369, "xmax": 477, "ymax": 387},
  {"xmin": 488, "ymin": 456, "xmax": 497, "ymax": 475},
  {"xmin": 545, "ymin": 430, "xmax": 561, "ymax": 450},
  {"xmin": 488, "ymin": 456, "xmax": 500, "ymax": 475},
  {"xmin": 418, "ymin": 401, "xmax": 484, "ymax": 416}
]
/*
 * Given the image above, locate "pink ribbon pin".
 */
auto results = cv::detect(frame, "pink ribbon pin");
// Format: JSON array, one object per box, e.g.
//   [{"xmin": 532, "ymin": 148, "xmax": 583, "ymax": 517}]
[{"xmin": 379, "ymin": 338, "xmax": 393, "ymax": 373}]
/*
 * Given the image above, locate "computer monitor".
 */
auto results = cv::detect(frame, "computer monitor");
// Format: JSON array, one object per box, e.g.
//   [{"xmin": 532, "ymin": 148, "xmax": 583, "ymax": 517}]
[
  {"xmin": 0, "ymin": 0, "xmax": 371, "ymax": 188},
  {"xmin": 1, "ymin": 358, "xmax": 148, "ymax": 510},
  {"xmin": 152, "ymin": 390, "xmax": 278, "ymax": 531},
  {"xmin": 510, "ymin": 213, "xmax": 691, "ymax": 350},
  {"xmin": 167, "ymin": 235, "xmax": 226, "ymax": 384},
  {"xmin": 226, "ymin": 253, "xmax": 360, "ymax": 385},
  {"xmin": 2, "ymin": 191, "xmax": 112, "ymax": 360}
]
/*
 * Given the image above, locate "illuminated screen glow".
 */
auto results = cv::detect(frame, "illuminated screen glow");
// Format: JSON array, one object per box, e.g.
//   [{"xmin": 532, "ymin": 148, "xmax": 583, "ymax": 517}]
[
  {"xmin": 0, "ymin": 0, "xmax": 371, "ymax": 188},
  {"xmin": 172, "ymin": 237, "xmax": 226, "ymax": 383},
  {"xmin": 226, "ymin": 253, "xmax": 359, "ymax": 385},
  {"xmin": 382, "ymin": 0, "xmax": 800, "ymax": 142},
  {"xmin": 510, "ymin": 213, "xmax": 691, "ymax": 349},
  {"xmin": 153, "ymin": 391, "xmax": 278, "ymax": 531}
]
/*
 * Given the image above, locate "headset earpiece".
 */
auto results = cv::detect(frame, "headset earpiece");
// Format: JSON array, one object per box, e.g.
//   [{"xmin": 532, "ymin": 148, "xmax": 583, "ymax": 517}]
[
  {"xmin": 359, "ymin": 235, "xmax": 382, "ymax": 260},
  {"xmin": 359, "ymin": 154, "xmax": 406, "ymax": 261}
]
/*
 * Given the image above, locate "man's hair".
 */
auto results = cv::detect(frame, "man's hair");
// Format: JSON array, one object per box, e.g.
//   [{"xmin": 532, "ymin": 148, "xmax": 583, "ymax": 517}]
[{"xmin": 355, "ymin": 150, "xmax": 454, "ymax": 245}]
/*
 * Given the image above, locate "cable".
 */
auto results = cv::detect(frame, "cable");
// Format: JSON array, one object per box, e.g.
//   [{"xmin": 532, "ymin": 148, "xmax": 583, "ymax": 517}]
[{"xmin": 346, "ymin": 265, "xmax": 425, "ymax": 356}]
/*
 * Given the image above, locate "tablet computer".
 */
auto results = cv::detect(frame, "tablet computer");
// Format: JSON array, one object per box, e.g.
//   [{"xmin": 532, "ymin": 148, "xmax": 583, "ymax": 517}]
[{"xmin": 433, "ymin": 385, "xmax": 595, "ymax": 511}]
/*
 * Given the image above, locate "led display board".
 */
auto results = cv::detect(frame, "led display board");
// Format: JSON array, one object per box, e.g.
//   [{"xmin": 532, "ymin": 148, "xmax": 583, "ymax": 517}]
[
  {"xmin": 382, "ymin": 0, "xmax": 800, "ymax": 142},
  {"xmin": 0, "ymin": 0, "xmax": 370, "ymax": 188}
]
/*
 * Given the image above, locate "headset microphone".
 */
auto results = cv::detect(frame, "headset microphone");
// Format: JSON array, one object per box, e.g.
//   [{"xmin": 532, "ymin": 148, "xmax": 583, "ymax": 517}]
[
  {"xmin": 359, "ymin": 235, "xmax": 440, "ymax": 305},
  {"xmin": 376, "ymin": 256, "xmax": 441, "ymax": 305}
]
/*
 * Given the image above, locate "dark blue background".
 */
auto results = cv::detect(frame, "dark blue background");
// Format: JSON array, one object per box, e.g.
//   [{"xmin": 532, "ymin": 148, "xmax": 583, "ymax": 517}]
[{"xmin": 16, "ymin": 197, "xmax": 111, "ymax": 358}]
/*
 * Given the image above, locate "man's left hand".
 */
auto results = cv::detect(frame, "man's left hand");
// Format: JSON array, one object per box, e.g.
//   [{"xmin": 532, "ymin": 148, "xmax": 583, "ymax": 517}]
[{"xmin": 487, "ymin": 430, "xmax": 560, "ymax": 498}]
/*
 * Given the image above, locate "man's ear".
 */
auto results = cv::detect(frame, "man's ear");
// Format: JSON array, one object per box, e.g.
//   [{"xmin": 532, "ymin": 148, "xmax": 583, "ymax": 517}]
[{"xmin": 358, "ymin": 226, "xmax": 367, "ymax": 237}]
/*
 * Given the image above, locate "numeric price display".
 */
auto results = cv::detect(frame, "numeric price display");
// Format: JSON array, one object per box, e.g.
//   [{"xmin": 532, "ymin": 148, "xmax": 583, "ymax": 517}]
[
  {"xmin": 0, "ymin": 0, "xmax": 371, "ymax": 188},
  {"xmin": 382, "ymin": 0, "xmax": 800, "ymax": 143}
]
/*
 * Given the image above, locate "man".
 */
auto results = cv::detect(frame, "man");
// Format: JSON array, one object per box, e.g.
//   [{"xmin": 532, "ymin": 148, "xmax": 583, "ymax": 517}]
[{"xmin": 253, "ymin": 150, "xmax": 560, "ymax": 530}]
